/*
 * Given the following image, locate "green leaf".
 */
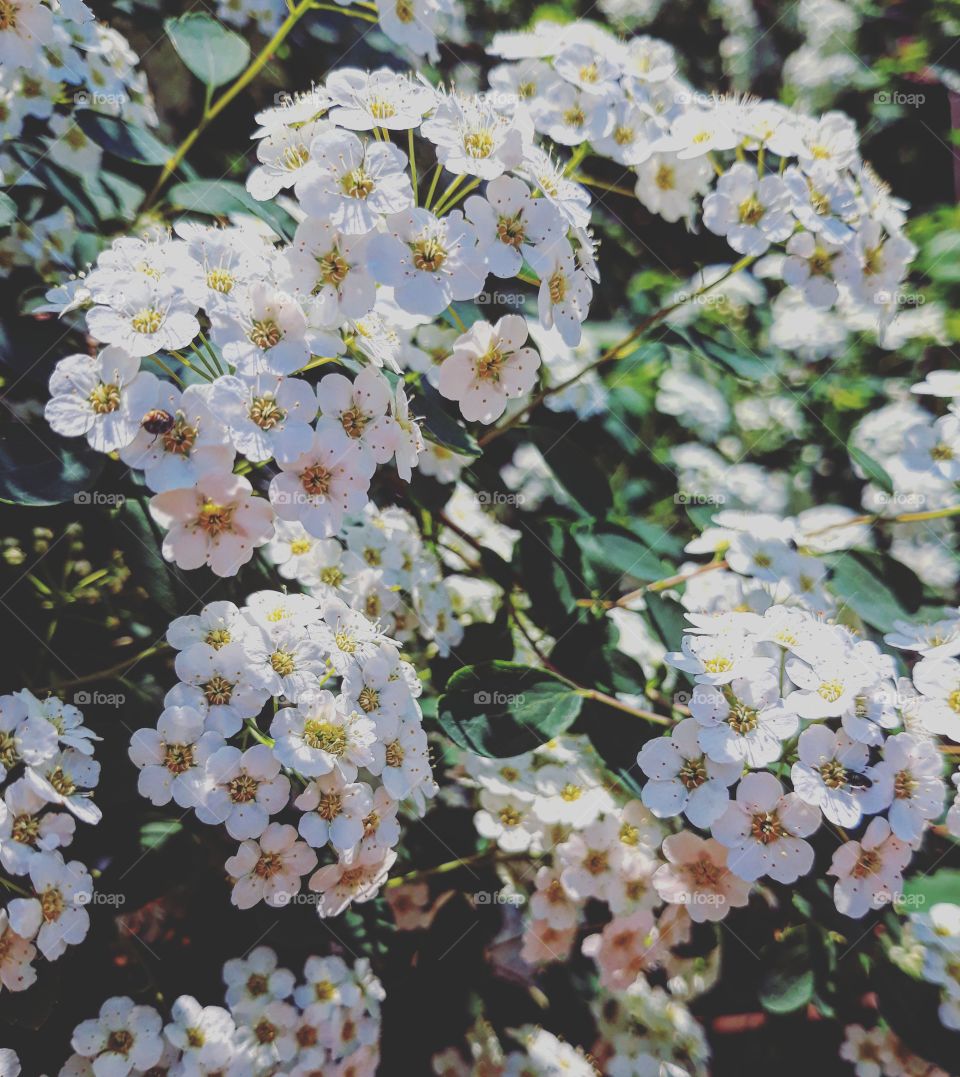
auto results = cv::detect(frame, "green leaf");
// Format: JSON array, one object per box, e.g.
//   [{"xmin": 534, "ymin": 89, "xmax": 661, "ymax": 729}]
[
  {"xmin": 849, "ymin": 443, "xmax": 894, "ymax": 495},
  {"xmin": 827, "ymin": 550, "xmax": 922, "ymax": 632},
  {"xmin": 902, "ymin": 868, "xmax": 960, "ymax": 908},
  {"xmin": 437, "ymin": 661, "xmax": 583, "ymax": 757},
  {"xmin": 140, "ymin": 818, "xmax": 183, "ymax": 851},
  {"xmin": 576, "ymin": 528, "xmax": 673, "ymax": 582},
  {"xmin": 0, "ymin": 421, "xmax": 104, "ymax": 506},
  {"xmin": 0, "ymin": 190, "xmax": 16, "ymax": 227},
  {"xmin": 519, "ymin": 518, "xmax": 592, "ymax": 632},
  {"xmin": 408, "ymin": 377, "xmax": 481, "ymax": 457},
  {"xmin": 167, "ymin": 179, "xmax": 297, "ymax": 242},
  {"xmin": 759, "ymin": 927, "xmax": 815, "ymax": 1014},
  {"xmin": 116, "ymin": 497, "xmax": 189, "ymax": 616},
  {"xmin": 76, "ymin": 111, "xmax": 173, "ymax": 166},
  {"xmin": 8, "ymin": 143, "xmax": 102, "ymax": 229},
  {"xmin": 527, "ymin": 426, "xmax": 612, "ymax": 518},
  {"xmin": 165, "ymin": 13, "xmax": 251, "ymax": 88}
]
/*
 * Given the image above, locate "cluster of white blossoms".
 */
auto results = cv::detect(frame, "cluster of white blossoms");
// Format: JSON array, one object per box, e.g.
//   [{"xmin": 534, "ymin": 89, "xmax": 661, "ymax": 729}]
[
  {"xmin": 900, "ymin": 902, "xmax": 960, "ymax": 1033},
  {"xmin": 487, "ymin": 19, "xmax": 916, "ymax": 319},
  {"xmin": 840, "ymin": 1021, "xmax": 953, "ymax": 1077},
  {"xmin": 53, "ymin": 946, "xmax": 382, "ymax": 1076},
  {"xmin": 128, "ymin": 589, "xmax": 436, "ymax": 917},
  {"xmin": 43, "ymin": 66, "xmax": 600, "ymax": 578},
  {"xmin": 452, "ymin": 735, "xmax": 741, "ymax": 994},
  {"xmin": 216, "ymin": 0, "xmax": 463, "ymax": 62},
  {"xmin": 266, "ymin": 502, "xmax": 465, "ymax": 658},
  {"xmin": 0, "ymin": 0, "xmax": 157, "ymax": 275},
  {"xmin": 0, "ymin": 689, "xmax": 101, "ymax": 993},
  {"xmin": 630, "ymin": 586, "xmax": 957, "ymax": 918}
]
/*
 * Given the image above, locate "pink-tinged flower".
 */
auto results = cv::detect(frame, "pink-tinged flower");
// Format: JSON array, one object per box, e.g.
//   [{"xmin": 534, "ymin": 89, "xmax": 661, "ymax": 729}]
[
  {"xmin": 226, "ymin": 823, "xmax": 318, "ymax": 909},
  {"xmin": 438, "ymin": 314, "xmax": 541, "ymax": 424},
  {"xmin": 316, "ymin": 366, "xmax": 398, "ymax": 466},
  {"xmin": 712, "ymin": 771, "xmax": 820, "ymax": 884},
  {"xmin": 45, "ymin": 347, "xmax": 160, "ymax": 453},
  {"xmin": 827, "ymin": 817, "xmax": 912, "ymax": 919},
  {"xmin": 653, "ymin": 832, "xmax": 751, "ymax": 923},
  {"xmin": 581, "ymin": 909, "xmax": 662, "ymax": 992},
  {"xmin": 385, "ymin": 881, "xmax": 435, "ymax": 931},
  {"xmin": 529, "ymin": 865, "xmax": 580, "ymax": 931},
  {"xmin": 71, "ymin": 996, "xmax": 164, "ymax": 1077},
  {"xmin": 308, "ymin": 850, "xmax": 397, "ymax": 917},
  {"xmin": 520, "ymin": 919, "xmax": 577, "ymax": 965},
  {"xmin": 0, "ymin": 910, "xmax": 36, "ymax": 992},
  {"xmin": 150, "ymin": 471, "xmax": 275, "ymax": 577},
  {"xmin": 869, "ymin": 733, "xmax": 946, "ymax": 843}
]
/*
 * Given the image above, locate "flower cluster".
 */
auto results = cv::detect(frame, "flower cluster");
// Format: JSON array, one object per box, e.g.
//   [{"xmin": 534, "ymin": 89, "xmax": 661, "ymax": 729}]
[
  {"xmin": 906, "ymin": 902, "xmax": 960, "ymax": 1032},
  {"xmin": 631, "ymin": 595, "xmax": 954, "ymax": 919},
  {"xmin": 128, "ymin": 590, "xmax": 436, "ymax": 916},
  {"xmin": 265, "ymin": 502, "xmax": 465, "ymax": 657},
  {"xmin": 487, "ymin": 19, "xmax": 915, "ymax": 319},
  {"xmin": 432, "ymin": 1019, "xmax": 600, "ymax": 1077},
  {"xmin": 55, "ymin": 945, "xmax": 382, "ymax": 1075},
  {"xmin": 0, "ymin": 689, "xmax": 101, "ymax": 993},
  {"xmin": 44, "ymin": 67, "xmax": 599, "ymax": 578},
  {"xmin": 840, "ymin": 1021, "xmax": 953, "ymax": 1077},
  {"xmin": 0, "ymin": 0, "xmax": 156, "ymax": 276}
]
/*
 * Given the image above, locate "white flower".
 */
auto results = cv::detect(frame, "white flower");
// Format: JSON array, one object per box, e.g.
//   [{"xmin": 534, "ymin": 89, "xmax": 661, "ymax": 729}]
[
  {"xmin": 354, "ymin": 786, "xmax": 401, "ymax": 864},
  {"xmin": 712, "ymin": 771, "xmax": 820, "ymax": 883},
  {"xmin": 295, "ymin": 773, "xmax": 373, "ymax": 853},
  {"xmin": 246, "ymin": 624, "xmax": 329, "ymax": 699},
  {"xmin": 528, "ymin": 240, "xmax": 592, "ymax": 347},
  {"xmin": 0, "ymin": 694, "xmax": 58, "ymax": 780},
  {"xmin": 554, "ymin": 41, "xmax": 622, "ymax": 95},
  {"xmin": 284, "ymin": 218, "xmax": 375, "ymax": 322},
  {"xmin": 0, "ymin": 909, "xmax": 35, "ymax": 993},
  {"xmin": 391, "ymin": 384, "xmax": 423, "ymax": 481},
  {"xmin": 226, "ymin": 822, "xmax": 318, "ymax": 909},
  {"xmin": 0, "ymin": 0, "xmax": 53, "ymax": 68},
  {"xmin": 270, "ymin": 427, "xmax": 375, "ymax": 538},
  {"xmin": 296, "ymin": 129, "xmax": 414, "ymax": 233},
  {"xmin": 827, "ymin": 817, "xmax": 912, "ymax": 919},
  {"xmin": 834, "ymin": 218, "xmax": 915, "ymax": 306},
  {"xmin": 659, "ymin": 108, "xmax": 738, "ymax": 159},
  {"xmin": 531, "ymin": 763, "xmax": 612, "ymax": 828},
  {"xmin": 368, "ymin": 208, "xmax": 486, "ymax": 316},
  {"xmin": 781, "ymin": 231, "xmax": 842, "ymax": 308},
  {"xmin": 791, "ymin": 726, "xmax": 884, "ymax": 828},
  {"xmin": 270, "ymin": 692, "xmax": 375, "ymax": 780},
  {"xmin": 702, "ymin": 163, "xmax": 793, "ymax": 257},
  {"xmin": 464, "ymin": 175, "xmax": 564, "ymax": 278},
  {"xmin": 45, "ymin": 348, "xmax": 160, "ymax": 453},
  {"xmin": 7, "ymin": 851, "xmax": 91, "ymax": 960},
  {"xmin": 474, "ymin": 790, "xmax": 540, "ymax": 853},
  {"xmin": 783, "ymin": 164, "xmax": 856, "ymax": 244},
  {"xmin": 375, "ymin": 0, "xmax": 442, "ymax": 60},
  {"xmin": 912, "ymin": 656, "xmax": 960, "ymax": 740},
  {"xmin": 86, "ymin": 280, "xmax": 199, "ymax": 357},
  {"xmin": 128, "ymin": 706, "xmax": 225, "ymax": 807},
  {"xmin": 885, "ymin": 615, "xmax": 960, "ymax": 659},
  {"xmin": 223, "ymin": 946, "xmax": 294, "ymax": 1015},
  {"xmin": 634, "ymin": 152, "xmax": 713, "ymax": 224},
  {"xmin": 797, "ymin": 111, "xmax": 859, "ymax": 173},
  {"xmin": 316, "ymin": 366, "xmax": 399, "ymax": 465},
  {"xmin": 164, "ymin": 996, "xmax": 236, "ymax": 1073},
  {"xmin": 209, "ymin": 373, "xmax": 316, "ymax": 464},
  {"xmin": 150, "ymin": 470, "xmax": 275, "ymax": 577},
  {"xmin": 557, "ymin": 818, "xmax": 625, "ymax": 903},
  {"xmin": 689, "ymin": 672, "xmax": 797, "ymax": 767},
  {"xmin": 518, "ymin": 146, "xmax": 592, "ymax": 230},
  {"xmin": 71, "ymin": 997, "xmax": 164, "ymax": 1077},
  {"xmin": 421, "ymin": 91, "xmax": 527, "ymax": 179},
  {"xmin": 327, "ymin": 67, "xmax": 434, "ymax": 131},
  {"xmin": 637, "ymin": 718, "xmax": 740, "ymax": 828},
  {"xmin": 869, "ymin": 732, "xmax": 945, "ymax": 843},
  {"xmin": 189, "ymin": 743, "xmax": 290, "ymax": 839},
  {"xmin": 901, "ymin": 415, "xmax": 960, "ymax": 484},
  {"xmin": 25, "ymin": 749, "xmax": 101, "ymax": 825},
  {"xmin": 118, "ymin": 382, "xmax": 234, "ymax": 492},
  {"xmin": 247, "ymin": 117, "xmax": 328, "ymax": 200},
  {"xmin": 532, "ymin": 82, "xmax": 612, "ymax": 146},
  {"xmin": 0, "ymin": 778, "xmax": 75, "ymax": 875},
  {"xmin": 367, "ymin": 716, "xmax": 431, "ymax": 800},
  {"xmin": 307, "ymin": 849, "xmax": 396, "ymax": 917},
  {"xmin": 210, "ymin": 282, "xmax": 310, "ymax": 375},
  {"xmin": 438, "ymin": 314, "xmax": 541, "ymax": 423},
  {"xmin": 169, "ymin": 641, "xmax": 270, "ymax": 737}
]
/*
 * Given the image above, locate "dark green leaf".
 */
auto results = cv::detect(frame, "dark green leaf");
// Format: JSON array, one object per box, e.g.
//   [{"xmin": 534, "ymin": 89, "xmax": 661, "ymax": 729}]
[
  {"xmin": 165, "ymin": 13, "xmax": 251, "ymax": 88},
  {"xmin": 76, "ymin": 111, "xmax": 172, "ymax": 166},
  {"xmin": 828, "ymin": 550, "xmax": 922, "ymax": 632},
  {"xmin": 759, "ymin": 927, "xmax": 815, "ymax": 1014},
  {"xmin": 0, "ymin": 190, "xmax": 16, "ymax": 227},
  {"xmin": 527, "ymin": 426, "xmax": 612, "ymax": 518},
  {"xmin": 0, "ymin": 421, "xmax": 104, "ymax": 506},
  {"xmin": 167, "ymin": 179, "xmax": 297, "ymax": 242},
  {"xmin": 437, "ymin": 661, "xmax": 583, "ymax": 756},
  {"xmin": 849, "ymin": 443, "xmax": 894, "ymax": 495},
  {"xmin": 408, "ymin": 377, "xmax": 481, "ymax": 457}
]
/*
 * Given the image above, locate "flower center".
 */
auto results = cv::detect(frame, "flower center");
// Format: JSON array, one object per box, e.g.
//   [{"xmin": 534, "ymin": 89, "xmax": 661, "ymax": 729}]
[
  {"xmin": 106, "ymin": 1030, "xmax": 135, "ymax": 1056},
  {"xmin": 559, "ymin": 783, "xmax": 583, "ymax": 802},
  {"xmin": 11, "ymin": 813, "xmax": 39, "ymax": 844},
  {"xmin": 678, "ymin": 756, "xmax": 708, "ymax": 790},
  {"xmin": 318, "ymin": 248, "xmax": 350, "ymax": 286},
  {"xmin": 363, "ymin": 810, "xmax": 380, "ymax": 836},
  {"xmin": 159, "ymin": 415, "xmax": 197, "ymax": 456},
  {"xmin": 738, "ymin": 196, "xmax": 765, "ymax": 225},
  {"xmin": 893, "ymin": 769, "xmax": 918, "ymax": 800},
  {"xmin": 314, "ymin": 979, "xmax": 335, "ymax": 1001},
  {"xmin": 283, "ymin": 143, "xmax": 310, "ymax": 171},
  {"xmin": 254, "ymin": 852, "xmax": 284, "ymax": 878},
  {"xmin": 131, "ymin": 308, "xmax": 163, "ymax": 334},
  {"xmin": 584, "ymin": 849, "xmax": 609, "ymax": 875},
  {"xmin": 49, "ymin": 766, "xmax": 76, "ymax": 796},
  {"xmin": 0, "ymin": 1, "xmax": 19, "ymax": 29},
  {"xmin": 498, "ymin": 804, "xmax": 522, "ymax": 827},
  {"xmin": 342, "ymin": 166, "xmax": 375, "ymax": 199},
  {"xmin": 88, "ymin": 381, "xmax": 122, "ymax": 414},
  {"xmin": 186, "ymin": 1027, "xmax": 205, "ymax": 1048},
  {"xmin": 300, "ymin": 463, "xmax": 332, "ymax": 497},
  {"xmin": 548, "ymin": 269, "xmax": 567, "ymax": 304},
  {"xmin": 202, "ymin": 674, "xmax": 234, "ymax": 706},
  {"xmin": 254, "ymin": 1019, "xmax": 277, "ymax": 1044},
  {"xmin": 728, "ymin": 703, "xmax": 758, "ymax": 735},
  {"xmin": 385, "ymin": 740, "xmax": 405, "ymax": 767},
  {"xmin": 932, "ymin": 443, "xmax": 955, "ymax": 462},
  {"xmin": 463, "ymin": 130, "xmax": 495, "ymax": 158},
  {"xmin": 819, "ymin": 759, "xmax": 848, "ymax": 789},
  {"xmin": 0, "ymin": 731, "xmax": 19, "ymax": 770},
  {"xmin": 852, "ymin": 848, "xmax": 881, "ymax": 878},
  {"xmin": 290, "ymin": 538, "xmax": 312, "ymax": 555},
  {"xmin": 340, "ymin": 405, "xmax": 369, "ymax": 438},
  {"xmin": 248, "ymin": 318, "xmax": 282, "ymax": 350},
  {"xmin": 750, "ymin": 810, "xmax": 786, "ymax": 844},
  {"xmin": 948, "ymin": 689, "xmax": 960, "ymax": 713},
  {"xmin": 394, "ymin": 0, "xmax": 414, "ymax": 23},
  {"xmin": 249, "ymin": 394, "xmax": 286, "ymax": 430},
  {"xmin": 613, "ymin": 124, "xmax": 635, "ymax": 146},
  {"xmin": 703, "ymin": 655, "xmax": 733, "ymax": 674},
  {"xmin": 655, "ymin": 164, "xmax": 675, "ymax": 190},
  {"xmin": 619, "ymin": 822, "xmax": 639, "ymax": 846},
  {"xmin": 164, "ymin": 742, "xmax": 196, "ymax": 774},
  {"xmin": 205, "ymin": 628, "xmax": 232, "ymax": 649},
  {"xmin": 228, "ymin": 773, "xmax": 259, "ymax": 804},
  {"xmin": 303, "ymin": 720, "xmax": 347, "ymax": 755},
  {"xmin": 40, "ymin": 886, "xmax": 64, "ymax": 922},
  {"xmin": 196, "ymin": 500, "xmax": 235, "ymax": 537},
  {"xmin": 475, "ymin": 345, "xmax": 505, "ymax": 382},
  {"xmin": 562, "ymin": 106, "xmax": 586, "ymax": 128},
  {"xmin": 270, "ymin": 649, "xmax": 297, "ymax": 676},
  {"xmin": 412, "ymin": 237, "xmax": 448, "ymax": 272},
  {"xmin": 319, "ymin": 566, "xmax": 344, "ymax": 588},
  {"xmin": 687, "ymin": 855, "xmax": 722, "ymax": 887},
  {"xmin": 317, "ymin": 792, "xmax": 343, "ymax": 820},
  {"xmin": 334, "ymin": 630, "xmax": 356, "ymax": 654},
  {"xmin": 817, "ymin": 680, "xmax": 844, "ymax": 703},
  {"xmin": 369, "ymin": 97, "xmax": 396, "ymax": 119},
  {"xmin": 247, "ymin": 973, "xmax": 268, "ymax": 996},
  {"xmin": 496, "ymin": 213, "xmax": 526, "ymax": 249},
  {"xmin": 206, "ymin": 268, "xmax": 234, "ymax": 293}
]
